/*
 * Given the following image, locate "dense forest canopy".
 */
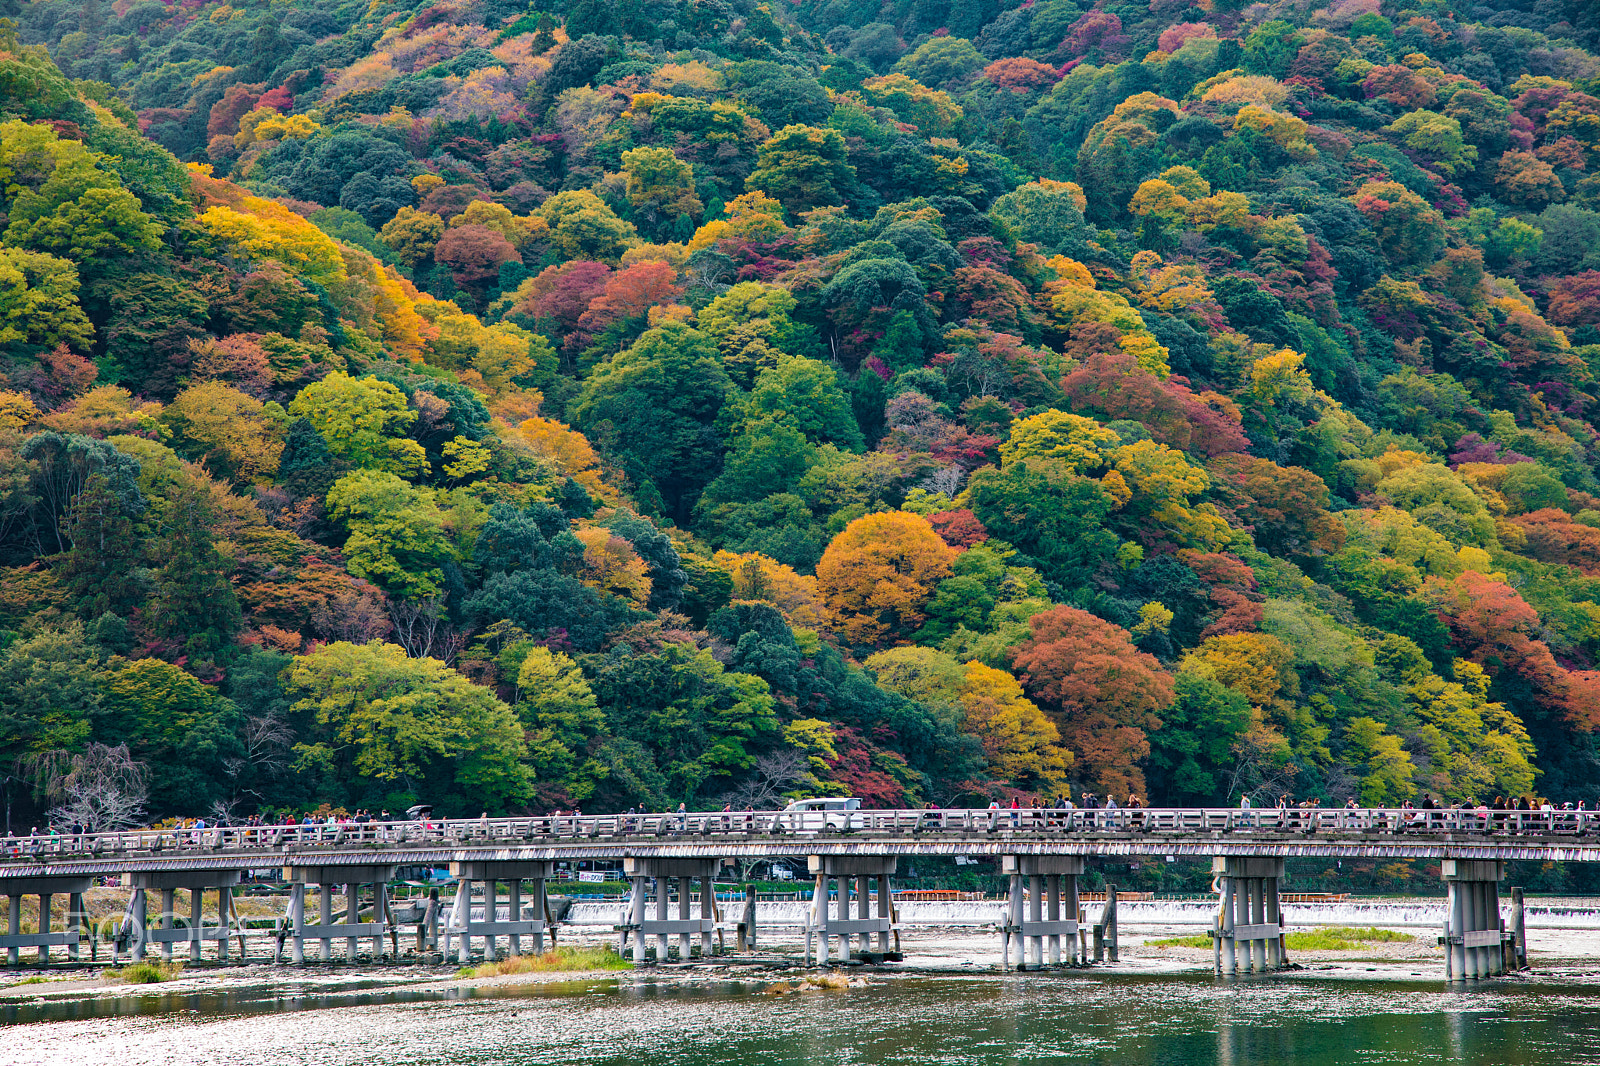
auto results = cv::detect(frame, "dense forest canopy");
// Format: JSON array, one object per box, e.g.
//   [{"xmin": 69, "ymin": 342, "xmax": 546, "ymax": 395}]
[{"xmin": 0, "ymin": 0, "xmax": 1597, "ymax": 842}]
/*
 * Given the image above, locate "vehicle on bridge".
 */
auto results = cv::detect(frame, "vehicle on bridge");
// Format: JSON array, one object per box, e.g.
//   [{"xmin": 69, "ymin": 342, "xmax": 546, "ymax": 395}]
[{"xmin": 781, "ymin": 797, "xmax": 862, "ymax": 831}]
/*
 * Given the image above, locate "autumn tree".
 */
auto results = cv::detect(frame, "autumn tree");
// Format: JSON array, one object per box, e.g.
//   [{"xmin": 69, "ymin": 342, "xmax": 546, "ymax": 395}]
[
  {"xmin": 1009, "ymin": 606, "xmax": 1174, "ymax": 797},
  {"xmin": 817, "ymin": 511, "xmax": 955, "ymax": 646},
  {"xmin": 433, "ymin": 224, "xmax": 520, "ymax": 292},
  {"xmin": 163, "ymin": 382, "xmax": 287, "ymax": 485}
]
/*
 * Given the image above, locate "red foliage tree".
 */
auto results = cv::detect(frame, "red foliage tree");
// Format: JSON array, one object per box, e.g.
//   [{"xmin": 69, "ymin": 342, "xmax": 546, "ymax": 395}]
[
  {"xmin": 575, "ymin": 261, "xmax": 684, "ymax": 338},
  {"xmin": 1427, "ymin": 571, "xmax": 1600, "ymax": 730},
  {"xmin": 1509, "ymin": 509, "xmax": 1600, "ymax": 573},
  {"xmin": 928, "ymin": 509, "xmax": 988, "ymax": 548},
  {"xmin": 1209, "ymin": 454, "xmax": 1345, "ymax": 558},
  {"xmin": 1548, "ymin": 271, "xmax": 1600, "ymax": 326},
  {"xmin": 433, "ymin": 224, "xmax": 520, "ymax": 289},
  {"xmin": 1179, "ymin": 550, "xmax": 1265, "ymax": 637},
  {"xmin": 982, "ymin": 57, "xmax": 1062, "ymax": 92},
  {"xmin": 1009, "ymin": 605, "xmax": 1174, "ymax": 796},
  {"xmin": 1363, "ymin": 65, "xmax": 1436, "ymax": 109},
  {"xmin": 207, "ymin": 83, "xmax": 263, "ymax": 139},
  {"xmin": 1061, "ymin": 350, "xmax": 1249, "ymax": 458},
  {"xmin": 1157, "ymin": 22, "xmax": 1214, "ymax": 52},
  {"xmin": 513, "ymin": 261, "xmax": 613, "ymax": 339}
]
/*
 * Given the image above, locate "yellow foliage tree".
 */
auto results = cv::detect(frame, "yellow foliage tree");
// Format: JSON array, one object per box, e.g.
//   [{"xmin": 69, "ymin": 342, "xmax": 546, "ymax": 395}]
[
  {"xmin": 574, "ymin": 526, "xmax": 652, "ymax": 603},
  {"xmin": 999, "ymin": 410, "xmax": 1119, "ymax": 472},
  {"xmin": 515, "ymin": 416, "xmax": 609, "ymax": 498},
  {"xmin": 715, "ymin": 549, "xmax": 831, "ymax": 632},
  {"xmin": 816, "ymin": 511, "xmax": 955, "ymax": 646},
  {"xmin": 959, "ymin": 660, "xmax": 1073, "ymax": 789}
]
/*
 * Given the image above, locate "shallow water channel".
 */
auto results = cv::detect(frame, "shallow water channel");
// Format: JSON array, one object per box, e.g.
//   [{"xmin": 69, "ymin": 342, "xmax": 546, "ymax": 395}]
[{"xmin": 4, "ymin": 970, "xmax": 1600, "ymax": 1066}]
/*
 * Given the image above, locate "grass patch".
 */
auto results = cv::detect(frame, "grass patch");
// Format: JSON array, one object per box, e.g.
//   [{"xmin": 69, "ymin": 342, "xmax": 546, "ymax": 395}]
[
  {"xmin": 456, "ymin": 946, "xmax": 631, "ymax": 979},
  {"xmin": 1285, "ymin": 926, "xmax": 1415, "ymax": 950},
  {"xmin": 6, "ymin": 976, "xmax": 46, "ymax": 986},
  {"xmin": 1151, "ymin": 935, "xmax": 1214, "ymax": 948},
  {"xmin": 1151, "ymin": 927, "xmax": 1416, "ymax": 951},
  {"xmin": 107, "ymin": 960, "xmax": 185, "ymax": 984}
]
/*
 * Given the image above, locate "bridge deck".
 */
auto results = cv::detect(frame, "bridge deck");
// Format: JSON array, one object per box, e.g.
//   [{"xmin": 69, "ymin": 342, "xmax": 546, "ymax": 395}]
[{"xmin": 1, "ymin": 808, "xmax": 1595, "ymax": 879}]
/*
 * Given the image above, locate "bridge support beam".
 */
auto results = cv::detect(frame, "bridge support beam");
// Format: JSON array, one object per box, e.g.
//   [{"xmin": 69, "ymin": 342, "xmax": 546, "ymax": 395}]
[
  {"xmin": 1441, "ymin": 860, "xmax": 1509, "ymax": 981},
  {"xmin": 129, "ymin": 871, "xmax": 248, "ymax": 967},
  {"xmin": 0, "ymin": 877, "xmax": 90, "ymax": 968},
  {"xmin": 807, "ymin": 856, "xmax": 897, "ymax": 966},
  {"xmin": 621, "ymin": 857, "xmax": 720, "ymax": 965},
  {"xmin": 449, "ymin": 861, "xmax": 552, "ymax": 962},
  {"xmin": 1001, "ymin": 856, "xmax": 1083, "ymax": 970},
  {"xmin": 1212, "ymin": 858, "xmax": 1286, "ymax": 975},
  {"xmin": 283, "ymin": 865, "xmax": 397, "ymax": 963}
]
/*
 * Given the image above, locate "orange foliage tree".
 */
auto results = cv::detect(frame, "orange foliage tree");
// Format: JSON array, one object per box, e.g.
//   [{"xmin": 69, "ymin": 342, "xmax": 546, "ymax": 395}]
[{"xmin": 816, "ymin": 511, "xmax": 955, "ymax": 646}]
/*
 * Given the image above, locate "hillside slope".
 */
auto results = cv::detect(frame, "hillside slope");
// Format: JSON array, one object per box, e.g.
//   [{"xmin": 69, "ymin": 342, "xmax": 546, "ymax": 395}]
[{"xmin": 0, "ymin": 1, "xmax": 1596, "ymax": 855}]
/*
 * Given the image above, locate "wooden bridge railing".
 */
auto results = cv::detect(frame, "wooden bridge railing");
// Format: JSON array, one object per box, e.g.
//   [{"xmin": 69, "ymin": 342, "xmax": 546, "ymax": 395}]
[{"xmin": 2, "ymin": 806, "xmax": 1596, "ymax": 861}]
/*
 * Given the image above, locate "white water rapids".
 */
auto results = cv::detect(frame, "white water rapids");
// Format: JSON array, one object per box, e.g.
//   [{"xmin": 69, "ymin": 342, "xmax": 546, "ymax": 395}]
[{"xmin": 560, "ymin": 897, "xmax": 1600, "ymax": 930}]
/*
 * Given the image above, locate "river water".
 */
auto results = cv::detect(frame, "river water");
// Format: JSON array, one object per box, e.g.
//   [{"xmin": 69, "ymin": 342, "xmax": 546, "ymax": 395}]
[{"xmin": 4, "ymin": 970, "xmax": 1600, "ymax": 1066}]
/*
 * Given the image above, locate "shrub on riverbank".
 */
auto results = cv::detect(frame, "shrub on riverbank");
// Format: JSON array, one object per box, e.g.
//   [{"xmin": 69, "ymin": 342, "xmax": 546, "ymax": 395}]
[{"xmin": 108, "ymin": 961, "xmax": 185, "ymax": 984}]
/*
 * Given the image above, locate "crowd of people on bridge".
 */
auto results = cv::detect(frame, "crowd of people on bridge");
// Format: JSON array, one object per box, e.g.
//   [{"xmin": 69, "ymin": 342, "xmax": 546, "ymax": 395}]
[{"xmin": 11, "ymin": 793, "xmax": 1600, "ymax": 847}]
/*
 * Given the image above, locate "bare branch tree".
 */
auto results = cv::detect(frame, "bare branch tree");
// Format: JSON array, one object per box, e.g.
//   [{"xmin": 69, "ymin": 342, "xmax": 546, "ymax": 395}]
[
  {"xmin": 919, "ymin": 466, "xmax": 965, "ymax": 497},
  {"xmin": 388, "ymin": 596, "xmax": 465, "ymax": 663},
  {"xmin": 720, "ymin": 749, "xmax": 805, "ymax": 810},
  {"xmin": 43, "ymin": 744, "xmax": 148, "ymax": 831},
  {"xmin": 311, "ymin": 588, "xmax": 392, "ymax": 644}
]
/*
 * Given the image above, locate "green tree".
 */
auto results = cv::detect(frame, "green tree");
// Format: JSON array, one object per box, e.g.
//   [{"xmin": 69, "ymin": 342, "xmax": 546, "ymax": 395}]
[
  {"xmin": 326, "ymin": 471, "xmax": 456, "ymax": 601},
  {"xmin": 98, "ymin": 658, "xmax": 242, "ymax": 814},
  {"xmin": 1146, "ymin": 672, "xmax": 1252, "ymax": 805},
  {"xmin": 286, "ymin": 372, "xmax": 427, "ymax": 477},
  {"xmin": 148, "ymin": 480, "xmax": 242, "ymax": 662},
  {"xmin": 746, "ymin": 125, "xmax": 858, "ymax": 218},
  {"xmin": 894, "ymin": 36, "xmax": 985, "ymax": 89},
  {"xmin": 573, "ymin": 323, "xmax": 731, "ymax": 520},
  {"xmin": 286, "ymin": 642, "xmax": 531, "ymax": 812},
  {"xmin": 738, "ymin": 354, "xmax": 863, "ymax": 449},
  {"xmin": 0, "ymin": 623, "xmax": 101, "ymax": 767},
  {"xmin": 1343, "ymin": 716, "xmax": 1417, "ymax": 806},
  {"xmin": 965, "ymin": 459, "xmax": 1120, "ymax": 588},
  {"xmin": 536, "ymin": 190, "xmax": 639, "ymax": 262},
  {"xmin": 59, "ymin": 469, "xmax": 145, "ymax": 617},
  {"xmin": 517, "ymin": 646, "xmax": 606, "ymax": 797},
  {"xmin": 590, "ymin": 642, "xmax": 779, "ymax": 803},
  {"xmin": 0, "ymin": 246, "xmax": 93, "ymax": 350}
]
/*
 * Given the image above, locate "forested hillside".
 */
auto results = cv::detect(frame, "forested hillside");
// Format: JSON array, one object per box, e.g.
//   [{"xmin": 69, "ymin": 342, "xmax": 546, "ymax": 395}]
[{"xmin": 0, "ymin": 0, "xmax": 1598, "ymax": 833}]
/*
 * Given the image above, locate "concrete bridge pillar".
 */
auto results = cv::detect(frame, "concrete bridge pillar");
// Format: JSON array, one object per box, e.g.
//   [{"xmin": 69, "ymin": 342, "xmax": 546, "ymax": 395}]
[
  {"xmin": 620, "ymin": 857, "xmax": 720, "ymax": 964},
  {"xmin": 1212, "ymin": 857, "xmax": 1286, "ymax": 975},
  {"xmin": 1001, "ymin": 856, "xmax": 1083, "ymax": 970},
  {"xmin": 806, "ymin": 856, "xmax": 897, "ymax": 966},
  {"xmin": 131, "ymin": 871, "xmax": 247, "ymax": 967},
  {"xmin": 1441, "ymin": 860, "xmax": 1508, "ymax": 981},
  {"xmin": 283, "ymin": 865, "xmax": 397, "ymax": 963},
  {"xmin": 449, "ymin": 861, "xmax": 552, "ymax": 962},
  {"xmin": 0, "ymin": 877, "xmax": 95, "ymax": 967}
]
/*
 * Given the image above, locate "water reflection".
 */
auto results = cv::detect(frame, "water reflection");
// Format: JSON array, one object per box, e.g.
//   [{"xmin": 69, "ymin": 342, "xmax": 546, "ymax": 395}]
[{"xmin": 5, "ymin": 974, "xmax": 1600, "ymax": 1066}]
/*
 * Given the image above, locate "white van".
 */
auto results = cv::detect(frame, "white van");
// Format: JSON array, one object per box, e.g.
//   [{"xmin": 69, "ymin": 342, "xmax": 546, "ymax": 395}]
[{"xmin": 781, "ymin": 796, "xmax": 862, "ymax": 831}]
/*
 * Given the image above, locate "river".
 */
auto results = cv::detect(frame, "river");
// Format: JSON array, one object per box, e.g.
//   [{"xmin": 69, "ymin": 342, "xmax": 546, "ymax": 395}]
[{"xmin": 4, "ymin": 970, "xmax": 1600, "ymax": 1065}]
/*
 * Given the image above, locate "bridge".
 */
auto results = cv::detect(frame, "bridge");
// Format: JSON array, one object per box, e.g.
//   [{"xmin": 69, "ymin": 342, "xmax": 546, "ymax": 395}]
[{"xmin": 0, "ymin": 806, "xmax": 1586, "ymax": 981}]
